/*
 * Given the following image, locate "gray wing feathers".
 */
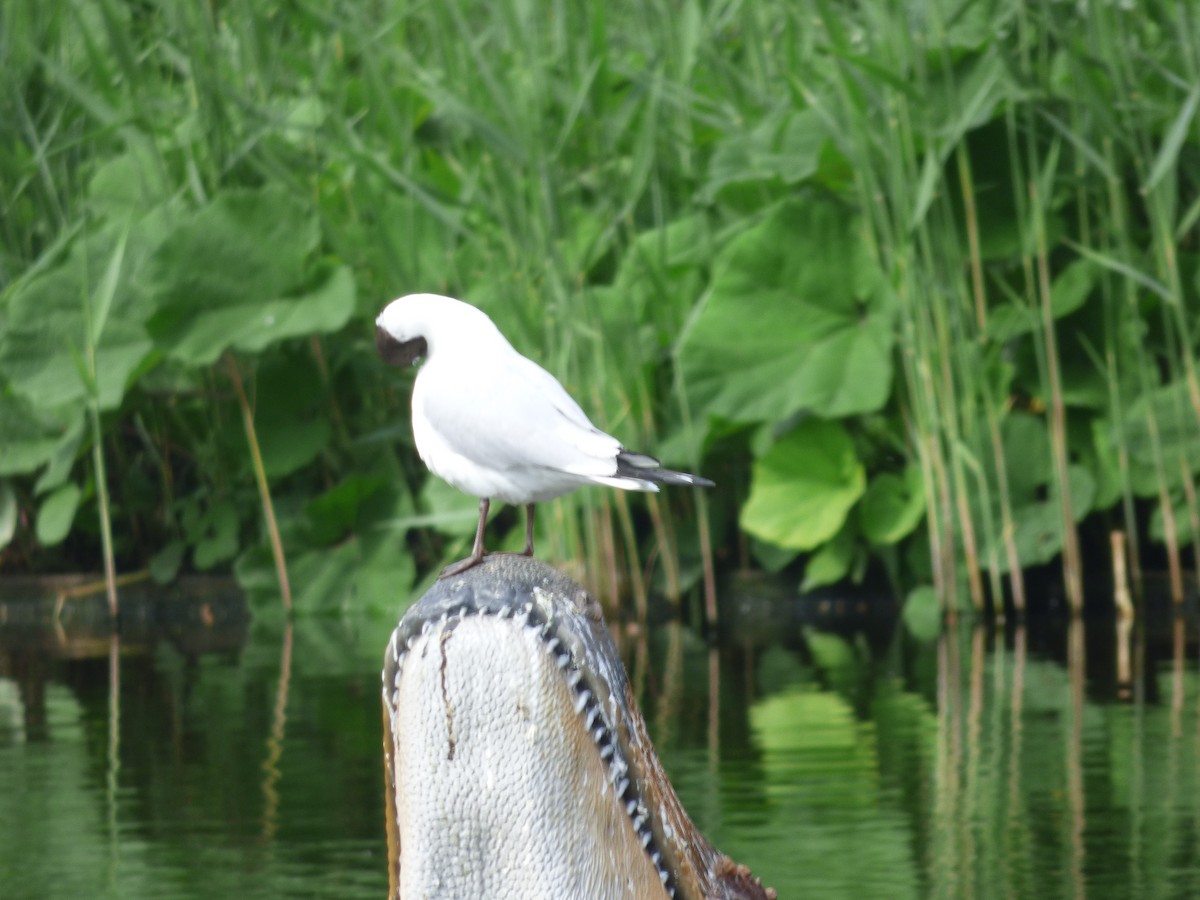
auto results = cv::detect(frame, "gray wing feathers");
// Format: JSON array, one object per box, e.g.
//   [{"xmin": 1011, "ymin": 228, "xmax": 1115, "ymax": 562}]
[
  {"xmin": 418, "ymin": 349, "xmax": 715, "ymax": 489},
  {"xmin": 419, "ymin": 353, "xmax": 622, "ymax": 477}
]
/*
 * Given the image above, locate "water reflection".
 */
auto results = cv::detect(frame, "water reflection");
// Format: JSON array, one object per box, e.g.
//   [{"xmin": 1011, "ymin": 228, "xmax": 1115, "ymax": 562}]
[
  {"xmin": 261, "ymin": 620, "xmax": 292, "ymax": 843},
  {"xmin": 0, "ymin": 579, "xmax": 1198, "ymax": 898}
]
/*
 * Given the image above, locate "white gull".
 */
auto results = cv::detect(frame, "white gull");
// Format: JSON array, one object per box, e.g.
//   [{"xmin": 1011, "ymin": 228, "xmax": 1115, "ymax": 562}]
[{"xmin": 375, "ymin": 293, "xmax": 713, "ymax": 576}]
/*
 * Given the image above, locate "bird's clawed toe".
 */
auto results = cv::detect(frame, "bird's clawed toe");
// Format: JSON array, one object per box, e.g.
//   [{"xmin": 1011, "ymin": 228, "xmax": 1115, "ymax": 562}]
[{"xmin": 439, "ymin": 552, "xmax": 488, "ymax": 579}]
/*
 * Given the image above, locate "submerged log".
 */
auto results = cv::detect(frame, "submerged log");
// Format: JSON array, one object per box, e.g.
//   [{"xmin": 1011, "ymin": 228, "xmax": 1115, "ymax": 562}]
[{"xmin": 382, "ymin": 554, "xmax": 775, "ymax": 900}]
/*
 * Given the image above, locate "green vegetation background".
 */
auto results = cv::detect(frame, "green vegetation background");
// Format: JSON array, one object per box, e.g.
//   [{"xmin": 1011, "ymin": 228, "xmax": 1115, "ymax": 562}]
[{"xmin": 2, "ymin": 0, "xmax": 1198, "ymax": 615}]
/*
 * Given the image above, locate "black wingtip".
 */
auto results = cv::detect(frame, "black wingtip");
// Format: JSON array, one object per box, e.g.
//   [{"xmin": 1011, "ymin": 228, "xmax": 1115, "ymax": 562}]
[{"xmin": 615, "ymin": 450, "xmax": 715, "ymax": 489}]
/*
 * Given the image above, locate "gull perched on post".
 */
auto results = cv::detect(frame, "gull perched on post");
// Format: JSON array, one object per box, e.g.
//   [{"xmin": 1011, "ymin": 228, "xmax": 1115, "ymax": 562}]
[{"xmin": 376, "ymin": 293, "xmax": 714, "ymax": 577}]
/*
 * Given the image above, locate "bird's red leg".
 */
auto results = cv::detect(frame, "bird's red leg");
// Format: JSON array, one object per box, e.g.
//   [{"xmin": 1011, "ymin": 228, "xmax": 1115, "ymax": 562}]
[
  {"xmin": 440, "ymin": 498, "xmax": 490, "ymax": 577},
  {"xmin": 522, "ymin": 503, "xmax": 536, "ymax": 557}
]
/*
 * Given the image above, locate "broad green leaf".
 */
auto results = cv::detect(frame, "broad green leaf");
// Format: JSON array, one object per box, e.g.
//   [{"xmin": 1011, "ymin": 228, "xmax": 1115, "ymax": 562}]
[
  {"xmin": 159, "ymin": 265, "xmax": 355, "ymax": 366},
  {"xmin": 679, "ymin": 197, "xmax": 895, "ymax": 426},
  {"xmin": 1120, "ymin": 378, "xmax": 1200, "ymax": 491},
  {"xmin": 984, "ymin": 460, "xmax": 1099, "ymax": 573},
  {"xmin": 36, "ymin": 482, "xmax": 82, "ymax": 546},
  {"xmin": 236, "ymin": 531, "xmax": 416, "ymax": 615},
  {"xmin": 145, "ymin": 186, "xmax": 339, "ymax": 364},
  {"xmin": 973, "ymin": 414, "xmax": 1098, "ymax": 573},
  {"xmin": 750, "ymin": 537, "xmax": 800, "ymax": 574},
  {"xmin": 999, "ymin": 413, "xmax": 1052, "ymax": 500},
  {"xmin": 1007, "ymin": 464, "xmax": 1095, "ymax": 567},
  {"xmin": 258, "ymin": 417, "xmax": 331, "ymax": 479},
  {"xmin": 0, "ymin": 393, "xmax": 77, "ymax": 477},
  {"xmin": 1086, "ymin": 417, "xmax": 1125, "ymax": 512},
  {"xmin": 741, "ymin": 418, "xmax": 866, "ymax": 550},
  {"xmin": 0, "ymin": 481, "xmax": 16, "ymax": 550},
  {"xmin": 33, "ymin": 418, "xmax": 85, "ymax": 495},
  {"xmin": 341, "ymin": 532, "xmax": 419, "ymax": 614},
  {"xmin": 616, "ymin": 214, "xmax": 713, "ymax": 285},
  {"xmin": 1051, "ymin": 258, "xmax": 1102, "ymax": 319},
  {"xmin": 87, "ymin": 147, "xmax": 170, "ymax": 221},
  {"xmin": 231, "ymin": 266, "xmax": 356, "ymax": 354},
  {"xmin": 305, "ymin": 475, "xmax": 389, "ymax": 545},
  {"xmin": 860, "ymin": 466, "xmax": 927, "ymax": 546},
  {"xmin": 149, "ymin": 185, "xmax": 318, "ymax": 314},
  {"xmin": 0, "ymin": 225, "xmax": 156, "ymax": 411},
  {"xmin": 902, "ymin": 586, "xmax": 941, "ymax": 641},
  {"xmin": 420, "ymin": 475, "xmax": 489, "ymax": 535},
  {"xmin": 987, "ymin": 258, "xmax": 1099, "ymax": 342},
  {"xmin": 601, "ymin": 213, "xmax": 713, "ymax": 343},
  {"xmin": 801, "ymin": 524, "xmax": 857, "ymax": 591},
  {"xmin": 249, "ymin": 349, "xmax": 339, "ymax": 478},
  {"xmin": 1150, "ymin": 492, "xmax": 1194, "ymax": 546},
  {"xmin": 149, "ymin": 539, "xmax": 186, "ymax": 584},
  {"xmin": 193, "ymin": 501, "xmax": 240, "ymax": 570},
  {"xmin": 704, "ymin": 108, "xmax": 827, "ymax": 201},
  {"xmin": 804, "ymin": 628, "xmax": 856, "ymax": 680}
]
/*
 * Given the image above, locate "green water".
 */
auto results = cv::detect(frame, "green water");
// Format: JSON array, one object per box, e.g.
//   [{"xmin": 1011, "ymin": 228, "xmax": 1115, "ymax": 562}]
[{"xmin": 1, "ymin": 587, "xmax": 1198, "ymax": 899}]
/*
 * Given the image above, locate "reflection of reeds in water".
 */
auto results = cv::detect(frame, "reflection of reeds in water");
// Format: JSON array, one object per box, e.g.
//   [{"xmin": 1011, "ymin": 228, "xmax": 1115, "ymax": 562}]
[
  {"xmin": 587, "ymin": 598, "xmax": 1200, "ymax": 895},
  {"xmin": 106, "ymin": 634, "xmax": 120, "ymax": 885},
  {"xmin": 933, "ymin": 626, "xmax": 965, "ymax": 894},
  {"xmin": 1067, "ymin": 617, "xmax": 1086, "ymax": 898},
  {"xmin": 1006, "ymin": 625, "xmax": 1027, "ymax": 890},
  {"xmin": 261, "ymin": 621, "xmax": 293, "ymax": 843},
  {"xmin": 927, "ymin": 613, "xmax": 1200, "ymax": 896},
  {"xmin": 934, "ymin": 624, "xmax": 1037, "ymax": 895}
]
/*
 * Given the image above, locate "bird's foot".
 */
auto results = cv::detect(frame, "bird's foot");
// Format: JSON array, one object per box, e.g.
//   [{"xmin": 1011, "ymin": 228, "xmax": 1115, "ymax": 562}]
[
  {"xmin": 438, "ymin": 546, "xmax": 536, "ymax": 579},
  {"xmin": 439, "ymin": 551, "xmax": 488, "ymax": 579}
]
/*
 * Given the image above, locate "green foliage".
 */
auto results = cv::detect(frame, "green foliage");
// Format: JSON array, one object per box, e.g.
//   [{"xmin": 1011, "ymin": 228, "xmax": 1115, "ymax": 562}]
[
  {"xmin": 800, "ymin": 523, "xmax": 858, "ymax": 592},
  {"xmin": 860, "ymin": 468, "xmax": 926, "ymax": 547},
  {"xmin": 1, "ymin": 0, "xmax": 1198, "ymax": 611},
  {"xmin": 35, "ymin": 482, "xmax": 81, "ymax": 546},
  {"xmin": 970, "ymin": 414, "xmax": 1096, "ymax": 573},
  {"xmin": 750, "ymin": 686, "xmax": 878, "ymax": 805},
  {"xmin": 680, "ymin": 197, "xmax": 894, "ymax": 424},
  {"xmin": 901, "ymin": 586, "xmax": 941, "ymax": 642},
  {"xmin": 0, "ymin": 482, "xmax": 15, "ymax": 549},
  {"xmin": 1, "ymin": 224, "xmax": 152, "ymax": 412},
  {"xmin": 742, "ymin": 418, "xmax": 866, "ymax": 552},
  {"xmin": 188, "ymin": 500, "xmax": 240, "ymax": 571},
  {"xmin": 0, "ymin": 395, "xmax": 73, "ymax": 478},
  {"xmin": 145, "ymin": 188, "xmax": 353, "ymax": 366},
  {"xmin": 237, "ymin": 532, "xmax": 416, "ymax": 616}
]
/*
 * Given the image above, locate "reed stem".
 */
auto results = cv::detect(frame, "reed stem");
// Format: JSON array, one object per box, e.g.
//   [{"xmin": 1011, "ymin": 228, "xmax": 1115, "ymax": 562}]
[{"xmin": 225, "ymin": 352, "xmax": 292, "ymax": 612}]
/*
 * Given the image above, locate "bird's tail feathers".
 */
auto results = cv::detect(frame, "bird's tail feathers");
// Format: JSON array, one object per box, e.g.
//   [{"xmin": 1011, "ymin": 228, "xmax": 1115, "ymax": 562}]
[
  {"xmin": 615, "ymin": 450, "xmax": 715, "ymax": 488},
  {"xmin": 592, "ymin": 474, "xmax": 660, "ymax": 493}
]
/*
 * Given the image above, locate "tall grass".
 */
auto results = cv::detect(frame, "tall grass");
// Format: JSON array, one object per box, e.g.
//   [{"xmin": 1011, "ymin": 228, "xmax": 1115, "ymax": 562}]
[
  {"xmin": 802, "ymin": 0, "xmax": 1200, "ymax": 614},
  {"xmin": 1, "ymin": 0, "xmax": 1197, "ymax": 618}
]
